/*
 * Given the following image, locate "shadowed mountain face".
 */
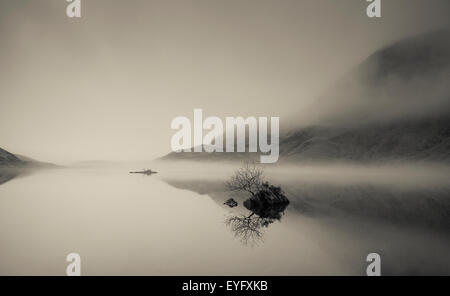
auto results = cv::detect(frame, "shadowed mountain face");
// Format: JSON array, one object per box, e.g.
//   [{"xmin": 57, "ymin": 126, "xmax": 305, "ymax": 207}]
[
  {"xmin": 308, "ymin": 29, "xmax": 450, "ymax": 125},
  {"xmin": 361, "ymin": 29, "xmax": 450, "ymax": 84},
  {"xmin": 279, "ymin": 30, "xmax": 450, "ymax": 163},
  {"xmin": 0, "ymin": 147, "xmax": 24, "ymax": 167},
  {"xmin": 161, "ymin": 30, "xmax": 450, "ymax": 163},
  {"xmin": 0, "ymin": 147, "xmax": 24, "ymax": 185},
  {"xmin": 280, "ymin": 116, "xmax": 450, "ymax": 163}
]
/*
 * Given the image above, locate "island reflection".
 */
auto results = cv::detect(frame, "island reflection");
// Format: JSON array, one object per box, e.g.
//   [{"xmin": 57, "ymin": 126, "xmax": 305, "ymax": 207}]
[
  {"xmin": 224, "ymin": 163, "xmax": 290, "ymax": 246},
  {"xmin": 225, "ymin": 195, "xmax": 289, "ymax": 246}
]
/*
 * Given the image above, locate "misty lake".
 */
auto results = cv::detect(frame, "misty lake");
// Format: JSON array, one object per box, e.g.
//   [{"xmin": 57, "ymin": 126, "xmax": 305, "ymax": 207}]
[{"xmin": 0, "ymin": 163, "xmax": 449, "ymax": 275}]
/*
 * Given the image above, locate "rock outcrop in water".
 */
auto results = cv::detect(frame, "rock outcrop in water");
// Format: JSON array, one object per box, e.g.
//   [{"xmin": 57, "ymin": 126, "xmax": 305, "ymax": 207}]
[
  {"xmin": 224, "ymin": 163, "xmax": 290, "ymax": 245},
  {"xmin": 224, "ymin": 198, "xmax": 238, "ymax": 208}
]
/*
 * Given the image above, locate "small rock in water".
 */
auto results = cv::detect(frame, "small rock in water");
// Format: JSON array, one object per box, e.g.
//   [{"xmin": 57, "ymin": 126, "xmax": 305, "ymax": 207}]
[{"xmin": 224, "ymin": 198, "xmax": 238, "ymax": 208}]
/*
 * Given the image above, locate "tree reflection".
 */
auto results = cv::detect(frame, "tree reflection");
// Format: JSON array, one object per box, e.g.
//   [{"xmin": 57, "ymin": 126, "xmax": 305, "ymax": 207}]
[
  {"xmin": 225, "ymin": 213, "xmax": 265, "ymax": 245},
  {"xmin": 225, "ymin": 201, "xmax": 289, "ymax": 246}
]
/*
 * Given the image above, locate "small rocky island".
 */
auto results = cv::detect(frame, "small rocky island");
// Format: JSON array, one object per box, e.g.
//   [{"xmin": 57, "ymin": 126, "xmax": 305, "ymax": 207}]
[{"xmin": 129, "ymin": 169, "xmax": 158, "ymax": 175}]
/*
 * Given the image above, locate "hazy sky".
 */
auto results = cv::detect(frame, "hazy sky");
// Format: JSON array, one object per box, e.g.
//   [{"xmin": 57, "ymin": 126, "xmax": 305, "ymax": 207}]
[{"xmin": 1, "ymin": 0, "xmax": 449, "ymax": 164}]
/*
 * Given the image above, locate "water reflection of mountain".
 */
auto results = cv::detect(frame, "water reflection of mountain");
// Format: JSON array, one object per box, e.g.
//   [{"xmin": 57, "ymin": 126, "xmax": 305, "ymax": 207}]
[
  {"xmin": 0, "ymin": 169, "xmax": 21, "ymax": 185},
  {"xmin": 283, "ymin": 183, "xmax": 450, "ymax": 229},
  {"xmin": 161, "ymin": 177, "xmax": 450, "ymax": 229},
  {"xmin": 0, "ymin": 147, "xmax": 59, "ymax": 185}
]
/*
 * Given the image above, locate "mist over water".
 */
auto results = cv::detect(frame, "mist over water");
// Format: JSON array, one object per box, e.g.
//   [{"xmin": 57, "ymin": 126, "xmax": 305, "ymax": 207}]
[
  {"xmin": 1, "ymin": 0, "xmax": 449, "ymax": 277},
  {"xmin": 0, "ymin": 162, "xmax": 449, "ymax": 275}
]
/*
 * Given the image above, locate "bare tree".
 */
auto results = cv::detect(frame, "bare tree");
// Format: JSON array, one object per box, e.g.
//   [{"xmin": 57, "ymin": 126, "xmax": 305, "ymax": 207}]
[{"xmin": 224, "ymin": 162, "xmax": 264, "ymax": 197}]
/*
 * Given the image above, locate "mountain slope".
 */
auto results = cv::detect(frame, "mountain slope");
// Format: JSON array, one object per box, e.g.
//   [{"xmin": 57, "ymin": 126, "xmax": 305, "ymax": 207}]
[
  {"xmin": 0, "ymin": 147, "xmax": 58, "ymax": 168},
  {"xmin": 0, "ymin": 147, "xmax": 24, "ymax": 167},
  {"xmin": 280, "ymin": 116, "xmax": 450, "ymax": 163},
  {"xmin": 161, "ymin": 30, "xmax": 450, "ymax": 163},
  {"xmin": 279, "ymin": 29, "xmax": 450, "ymax": 163}
]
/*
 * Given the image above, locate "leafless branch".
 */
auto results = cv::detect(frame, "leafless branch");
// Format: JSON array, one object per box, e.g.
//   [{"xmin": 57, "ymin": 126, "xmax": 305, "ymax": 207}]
[
  {"xmin": 224, "ymin": 162, "xmax": 264, "ymax": 197},
  {"xmin": 225, "ymin": 213, "xmax": 264, "ymax": 246}
]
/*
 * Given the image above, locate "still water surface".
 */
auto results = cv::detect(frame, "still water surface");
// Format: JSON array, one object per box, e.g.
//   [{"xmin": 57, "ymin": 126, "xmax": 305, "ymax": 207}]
[{"xmin": 0, "ymin": 165, "xmax": 449, "ymax": 275}]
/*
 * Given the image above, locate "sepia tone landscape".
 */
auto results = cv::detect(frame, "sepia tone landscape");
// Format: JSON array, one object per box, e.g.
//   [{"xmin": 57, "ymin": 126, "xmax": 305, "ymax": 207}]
[{"xmin": 1, "ymin": 0, "xmax": 450, "ymax": 275}]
